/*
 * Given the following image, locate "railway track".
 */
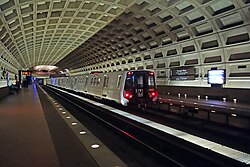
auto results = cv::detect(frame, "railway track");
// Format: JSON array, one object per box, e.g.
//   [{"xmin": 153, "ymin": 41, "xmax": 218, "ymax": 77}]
[{"xmin": 43, "ymin": 85, "xmax": 249, "ymax": 167}]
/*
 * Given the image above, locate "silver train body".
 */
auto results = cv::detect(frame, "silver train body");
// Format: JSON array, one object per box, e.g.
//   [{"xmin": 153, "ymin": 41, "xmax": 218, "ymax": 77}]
[{"xmin": 47, "ymin": 70, "xmax": 158, "ymax": 106}]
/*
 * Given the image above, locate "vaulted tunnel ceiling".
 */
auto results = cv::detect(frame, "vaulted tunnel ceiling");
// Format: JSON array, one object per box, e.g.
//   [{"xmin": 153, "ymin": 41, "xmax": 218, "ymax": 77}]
[
  {"xmin": 1, "ymin": 0, "xmax": 250, "ymax": 74},
  {"xmin": 0, "ymin": 0, "xmax": 137, "ymax": 69}
]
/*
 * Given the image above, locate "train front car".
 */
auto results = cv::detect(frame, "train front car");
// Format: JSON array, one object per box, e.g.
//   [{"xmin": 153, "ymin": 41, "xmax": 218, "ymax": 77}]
[{"xmin": 122, "ymin": 70, "xmax": 158, "ymax": 108}]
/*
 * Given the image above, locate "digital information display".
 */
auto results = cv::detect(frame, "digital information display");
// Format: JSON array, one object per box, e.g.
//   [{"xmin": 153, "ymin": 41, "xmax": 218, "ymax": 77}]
[
  {"xmin": 21, "ymin": 71, "xmax": 31, "ymax": 76},
  {"xmin": 170, "ymin": 67, "xmax": 195, "ymax": 80},
  {"xmin": 208, "ymin": 69, "xmax": 226, "ymax": 84}
]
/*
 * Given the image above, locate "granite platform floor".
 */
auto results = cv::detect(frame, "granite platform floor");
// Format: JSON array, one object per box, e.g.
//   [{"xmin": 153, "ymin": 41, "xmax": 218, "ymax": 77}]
[
  {"xmin": 0, "ymin": 84, "xmax": 60, "ymax": 167},
  {"xmin": 0, "ymin": 84, "xmax": 99, "ymax": 167}
]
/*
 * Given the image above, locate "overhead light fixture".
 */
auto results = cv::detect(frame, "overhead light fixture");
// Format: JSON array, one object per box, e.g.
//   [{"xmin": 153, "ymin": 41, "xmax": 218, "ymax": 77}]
[
  {"xmin": 8, "ymin": 20, "xmax": 16, "ymax": 24},
  {"xmin": 22, "ymin": 14, "xmax": 30, "ymax": 18},
  {"xmin": 21, "ymin": 4, "xmax": 30, "ymax": 9},
  {"xmin": 38, "ymin": 1, "xmax": 46, "ymax": 5}
]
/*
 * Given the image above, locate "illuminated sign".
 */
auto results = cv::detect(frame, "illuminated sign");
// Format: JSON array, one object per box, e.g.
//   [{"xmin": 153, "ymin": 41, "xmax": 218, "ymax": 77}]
[
  {"xmin": 170, "ymin": 67, "xmax": 195, "ymax": 80},
  {"xmin": 21, "ymin": 71, "xmax": 31, "ymax": 75},
  {"xmin": 208, "ymin": 69, "xmax": 226, "ymax": 84}
]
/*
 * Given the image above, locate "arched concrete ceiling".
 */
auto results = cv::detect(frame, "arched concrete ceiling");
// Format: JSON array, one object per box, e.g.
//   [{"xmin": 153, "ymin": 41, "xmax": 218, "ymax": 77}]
[
  {"xmin": 1, "ymin": 0, "xmax": 250, "ymax": 79},
  {"xmin": 56, "ymin": 0, "xmax": 250, "ymax": 73},
  {"xmin": 0, "ymin": 0, "xmax": 137, "ymax": 69}
]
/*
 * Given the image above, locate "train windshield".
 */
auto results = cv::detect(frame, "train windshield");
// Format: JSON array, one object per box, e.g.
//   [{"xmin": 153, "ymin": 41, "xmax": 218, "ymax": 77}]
[
  {"xmin": 125, "ymin": 71, "xmax": 156, "ymax": 90},
  {"xmin": 148, "ymin": 75, "xmax": 155, "ymax": 88},
  {"xmin": 134, "ymin": 75, "xmax": 144, "ymax": 88}
]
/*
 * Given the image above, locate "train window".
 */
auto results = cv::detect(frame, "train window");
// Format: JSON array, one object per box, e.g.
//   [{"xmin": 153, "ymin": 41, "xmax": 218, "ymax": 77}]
[
  {"xmin": 85, "ymin": 77, "xmax": 88, "ymax": 87},
  {"xmin": 103, "ymin": 75, "xmax": 109, "ymax": 87},
  {"xmin": 103, "ymin": 76, "xmax": 107, "ymax": 87},
  {"xmin": 134, "ymin": 75, "xmax": 144, "ymax": 88},
  {"xmin": 95, "ymin": 78, "xmax": 98, "ymax": 86},
  {"xmin": 148, "ymin": 75, "xmax": 155, "ymax": 88},
  {"xmin": 106, "ymin": 76, "xmax": 109, "ymax": 87},
  {"xmin": 117, "ymin": 75, "xmax": 122, "ymax": 88},
  {"xmin": 125, "ymin": 78, "xmax": 133, "ymax": 90},
  {"xmin": 97, "ymin": 78, "xmax": 101, "ymax": 86},
  {"xmin": 90, "ymin": 77, "xmax": 93, "ymax": 85}
]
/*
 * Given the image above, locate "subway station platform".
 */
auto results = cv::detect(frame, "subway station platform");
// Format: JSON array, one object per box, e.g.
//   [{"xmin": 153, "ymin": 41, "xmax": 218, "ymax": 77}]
[
  {"xmin": 0, "ymin": 84, "xmax": 120, "ymax": 167},
  {"xmin": 0, "ymin": 85, "xmax": 60, "ymax": 167}
]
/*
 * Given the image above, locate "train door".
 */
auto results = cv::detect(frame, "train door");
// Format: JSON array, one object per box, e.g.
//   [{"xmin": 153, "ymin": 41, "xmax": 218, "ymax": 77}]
[
  {"xmin": 102, "ymin": 75, "xmax": 108, "ymax": 96},
  {"xmin": 78, "ymin": 76, "xmax": 83, "ymax": 91},
  {"xmin": 84, "ymin": 76, "xmax": 88, "ymax": 92},
  {"xmin": 73, "ymin": 77, "xmax": 77, "ymax": 90}
]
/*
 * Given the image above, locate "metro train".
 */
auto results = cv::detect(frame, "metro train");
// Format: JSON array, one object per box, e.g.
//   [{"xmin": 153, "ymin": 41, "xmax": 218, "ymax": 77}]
[{"xmin": 47, "ymin": 70, "xmax": 158, "ymax": 108}]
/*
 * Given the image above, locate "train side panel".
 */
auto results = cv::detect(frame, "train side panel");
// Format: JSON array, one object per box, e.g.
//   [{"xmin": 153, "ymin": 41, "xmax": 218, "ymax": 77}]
[
  {"xmin": 47, "ymin": 70, "xmax": 157, "ymax": 107},
  {"xmin": 75, "ymin": 76, "xmax": 83, "ymax": 92},
  {"xmin": 86, "ymin": 73, "xmax": 104, "ymax": 98},
  {"xmin": 105, "ymin": 71, "xmax": 127, "ymax": 104}
]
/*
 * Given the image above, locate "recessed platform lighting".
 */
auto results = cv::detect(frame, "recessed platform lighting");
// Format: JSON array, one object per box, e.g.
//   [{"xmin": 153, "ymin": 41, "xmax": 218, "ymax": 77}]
[
  {"xmin": 66, "ymin": 116, "xmax": 71, "ymax": 119},
  {"xmin": 59, "ymin": 108, "xmax": 63, "ymax": 110},
  {"xmin": 71, "ymin": 122, "xmax": 77, "ymax": 126},
  {"xmin": 80, "ymin": 131, "xmax": 86, "ymax": 135},
  {"xmin": 91, "ymin": 144, "xmax": 100, "ymax": 149},
  {"xmin": 62, "ymin": 111, "xmax": 66, "ymax": 114},
  {"xmin": 231, "ymin": 113, "xmax": 237, "ymax": 117}
]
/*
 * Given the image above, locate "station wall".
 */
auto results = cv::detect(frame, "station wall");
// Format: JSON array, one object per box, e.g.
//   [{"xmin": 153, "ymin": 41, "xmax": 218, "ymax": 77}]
[{"xmin": 66, "ymin": 0, "xmax": 250, "ymax": 89}]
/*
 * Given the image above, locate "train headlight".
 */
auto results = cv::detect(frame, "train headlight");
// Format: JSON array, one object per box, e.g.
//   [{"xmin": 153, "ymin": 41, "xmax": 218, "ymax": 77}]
[
  {"xmin": 149, "ymin": 72, "xmax": 154, "ymax": 76},
  {"xmin": 149, "ymin": 89, "xmax": 158, "ymax": 98},
  {"xmin": 127, "ymin": 71, "xmax": 133, "ymax": 77},
  {"xmin": 123, "ymin": 90, "xmax": 133, "ymax": 99}
]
